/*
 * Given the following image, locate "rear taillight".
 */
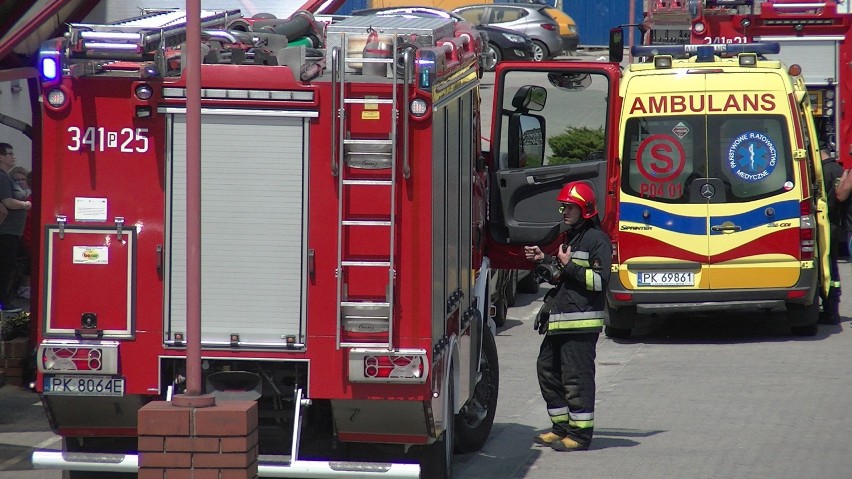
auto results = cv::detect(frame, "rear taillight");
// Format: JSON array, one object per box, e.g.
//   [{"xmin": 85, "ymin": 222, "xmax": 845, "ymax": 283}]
[
  {"xmin": 799, "ymin": 200, "xmax": 815, "ymax": 260},
  {"xmin": 541, "ymin": 24, "xmax": 556, "ymax": 31},
  {"xmin": 38, "ymin": 341, "xmax": 119, "ymax": 374},
  {"xmin": 611, "ymin": 240, "xmax": 619, "ymax": 264},
  {"xmin": 348, "ymin": 349, "xmax": 429, "ymax": 384}
]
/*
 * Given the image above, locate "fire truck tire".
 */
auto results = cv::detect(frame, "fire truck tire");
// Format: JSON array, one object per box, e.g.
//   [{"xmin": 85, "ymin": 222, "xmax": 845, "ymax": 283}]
[
  {"xmin": 517, "ymin": 270, "xmax": 540, "ymax": 294},
  {"xmin": 506, "ymin": 270, "xmax": 519, "ymax": 307},
  {"xmin": 493, "ymin": 289, "xmax": 508, "ymax": 328},
  {"xmin": 417, "ymin": 367, "xmax": 455, "ymax": 479},
  {"xmin": 454, "ymin": 326, "xmax": 499, "ymax": 454}
]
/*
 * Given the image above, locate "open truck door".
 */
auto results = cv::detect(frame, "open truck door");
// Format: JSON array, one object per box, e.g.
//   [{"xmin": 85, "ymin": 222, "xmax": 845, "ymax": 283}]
[{"xmin": 485, "ymin": 61, "xmax": 623, "ymax": 270}]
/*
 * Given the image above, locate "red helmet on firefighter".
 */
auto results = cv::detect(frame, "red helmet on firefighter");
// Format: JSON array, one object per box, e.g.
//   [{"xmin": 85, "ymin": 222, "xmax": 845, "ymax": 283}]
[{"xmin": 557, "ymin": 181, "xmax": 597, "ymax": 219}]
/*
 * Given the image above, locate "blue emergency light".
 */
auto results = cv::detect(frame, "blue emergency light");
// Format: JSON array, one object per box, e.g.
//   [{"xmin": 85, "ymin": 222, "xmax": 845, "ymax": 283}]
[
  {"xmin": 40, "ymin": 57, "xmax": 59, "ymax": 81},
  {"xmin": 631, "ymin": 42, "xmax": 781, "ymax": 59},
  {"xmin": 37, "ymin": 38, "xmax": 66, "ymax": 84}
]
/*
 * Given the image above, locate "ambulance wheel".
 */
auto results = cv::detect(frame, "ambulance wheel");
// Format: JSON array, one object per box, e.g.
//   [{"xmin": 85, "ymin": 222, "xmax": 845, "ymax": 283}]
[
  {"xmin": 418, "ymin": 368, "xmax": 455, "ymax": 479},
  {"xmin": 605, "ymin": 304, "xmax": 635, "ymax": 339},
  {"xmin": 455, "ymin": 326, "xmax": 499, "ymax": 453},
  {"xmin": 604, "ymin": 325, "xmax": 632, "ymax": 339},
  {"xmin": 788, "ymin": 294, "xmax": 819, "ymax": 336}
]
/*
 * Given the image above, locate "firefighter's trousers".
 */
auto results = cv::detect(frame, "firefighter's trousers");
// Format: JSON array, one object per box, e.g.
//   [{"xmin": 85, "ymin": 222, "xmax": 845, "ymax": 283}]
[
  {"xmin": 823, "ymin": 224, "xmax": 842, "ymax": 322},
  {"xmin": 536, "ymin": 332, "xmax": 598, "ymax": 447}
]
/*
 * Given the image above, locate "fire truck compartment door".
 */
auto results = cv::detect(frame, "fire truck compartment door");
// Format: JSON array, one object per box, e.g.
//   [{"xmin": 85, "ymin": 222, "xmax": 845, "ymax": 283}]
[
  {"xmin": 165, "ymin": 112, "xmax": 308, "ymax": 346},
  {"xmin": 760, "ymin": 37, "xmax": 839, "ymax": 86},
  {"xmin": 43, "ymin": 226, "xmax": 136, "ymax": 338}
]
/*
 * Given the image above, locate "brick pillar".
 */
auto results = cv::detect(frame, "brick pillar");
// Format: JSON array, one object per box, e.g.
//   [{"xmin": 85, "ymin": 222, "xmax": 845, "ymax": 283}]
[{"xmin": 138, "ymin": 400, "xmax": 259, "ymax": 479}]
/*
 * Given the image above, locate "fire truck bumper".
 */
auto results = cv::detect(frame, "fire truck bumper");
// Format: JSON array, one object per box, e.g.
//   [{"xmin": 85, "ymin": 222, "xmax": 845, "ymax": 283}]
[{"xmin": 32, "ymin": 451, "xmax": 421, "ymax": 478}]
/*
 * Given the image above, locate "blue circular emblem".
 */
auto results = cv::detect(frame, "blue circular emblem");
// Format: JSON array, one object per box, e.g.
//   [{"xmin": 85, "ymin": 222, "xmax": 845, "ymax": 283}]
[{"xmin": 727, "ymin": 131, "xmax": 778, "ymax": 182}]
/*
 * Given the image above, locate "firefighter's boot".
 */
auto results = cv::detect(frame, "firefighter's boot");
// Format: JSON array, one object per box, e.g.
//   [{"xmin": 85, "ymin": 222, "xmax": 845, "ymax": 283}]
[
  {"xmin": 534, "ymin": 432, "xmax": 563, "ymax": 446},
  {"xmin": 550, "ymin": 436, "xmax": 588, "ymax": 452}
]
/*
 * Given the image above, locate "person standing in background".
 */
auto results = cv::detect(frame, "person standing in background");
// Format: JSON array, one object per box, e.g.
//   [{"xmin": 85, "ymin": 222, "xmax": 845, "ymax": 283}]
[
  {"xmin": 0, "ymin": 143, "xmax": 32, "ymax": 311},
  {"xmin": 9, "ymin": 166, "xmax": 32, "ymax": 299}
]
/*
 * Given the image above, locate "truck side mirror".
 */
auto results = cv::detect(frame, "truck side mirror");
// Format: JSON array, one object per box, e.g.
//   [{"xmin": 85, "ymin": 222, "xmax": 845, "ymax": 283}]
[{"xmin": 609, "ymin": 28, "xmax": 624, "ymax": 63}]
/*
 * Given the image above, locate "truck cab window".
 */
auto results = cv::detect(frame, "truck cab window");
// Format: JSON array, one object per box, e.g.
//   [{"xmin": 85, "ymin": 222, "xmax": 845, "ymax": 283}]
[{"xmin": 497, "ymin": 70, "xmax": 609, "ymax": 170}]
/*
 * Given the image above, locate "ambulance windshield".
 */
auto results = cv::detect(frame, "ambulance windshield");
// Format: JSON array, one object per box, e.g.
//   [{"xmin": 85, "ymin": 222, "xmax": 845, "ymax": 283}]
[{"xmin": 621, "ymin": 114, "xmax": 793, "ymax": 203}]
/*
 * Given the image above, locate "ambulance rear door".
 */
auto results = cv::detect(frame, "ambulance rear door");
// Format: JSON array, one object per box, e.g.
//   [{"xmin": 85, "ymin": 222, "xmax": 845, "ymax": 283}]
[
  {"xmin": 616, "ymin": 73, "xmax": 712, "ymax": 292},
  {"xmin": 703, "ymin": 83, "xmax": 805, "ymax": 290}
]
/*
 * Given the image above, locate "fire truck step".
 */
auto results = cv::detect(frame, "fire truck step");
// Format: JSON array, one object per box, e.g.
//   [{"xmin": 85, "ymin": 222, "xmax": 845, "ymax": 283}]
[
  {"xmin": 343, "ymin": 98, "xmax": 394, "ymax": 105},
  {"xmin": 341, "ymin": 260, "xmax": 392, "ymax": 267},
  {"xmin": 344, "ymin": 138, "xmax": 393, "ymax": 145},
  {"xmin": 342, "ymin": 179, "xmax": 393, "ymax": 186},
  {"xmin": 342, "ymin": 220, "xmax": 392, "ymax": 226}
]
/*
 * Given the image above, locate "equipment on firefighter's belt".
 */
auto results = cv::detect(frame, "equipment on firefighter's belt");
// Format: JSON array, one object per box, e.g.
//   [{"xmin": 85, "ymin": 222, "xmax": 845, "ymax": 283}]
[
  {"xmin": 534, "ymin": 244, "xmax": 568, "ymax": 285},
  {"xmin": 534, "ymin": 284, "xmax": 561, "ymax": 334}
]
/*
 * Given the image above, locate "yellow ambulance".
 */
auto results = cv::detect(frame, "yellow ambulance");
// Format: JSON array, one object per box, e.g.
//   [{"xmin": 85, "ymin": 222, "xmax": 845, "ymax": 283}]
[{"xmin": 606, "ymin": 43, "xmax": 831, "ymax": 338}]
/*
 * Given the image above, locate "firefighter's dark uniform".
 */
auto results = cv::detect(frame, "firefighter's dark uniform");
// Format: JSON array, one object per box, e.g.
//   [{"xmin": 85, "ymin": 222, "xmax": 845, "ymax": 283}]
[
  {"xmin": 821, "ymin": 152, "xmax": 845, "ymax": 324},
  {"xmin": 535, "ymin": 220, "xmax": 611, "ymax": 450}
]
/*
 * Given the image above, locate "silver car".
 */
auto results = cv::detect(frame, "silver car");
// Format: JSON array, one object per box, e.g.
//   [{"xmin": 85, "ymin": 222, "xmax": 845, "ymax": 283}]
[{"xmin": 452, "ymin": 4, "xmax": 562, "ymax": 61}]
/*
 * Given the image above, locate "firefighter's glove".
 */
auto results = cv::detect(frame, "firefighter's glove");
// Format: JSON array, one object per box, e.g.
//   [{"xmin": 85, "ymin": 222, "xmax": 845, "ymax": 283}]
[{"xmin": 534, "ymin": 288, "xmax": 558, "ymax": 335}]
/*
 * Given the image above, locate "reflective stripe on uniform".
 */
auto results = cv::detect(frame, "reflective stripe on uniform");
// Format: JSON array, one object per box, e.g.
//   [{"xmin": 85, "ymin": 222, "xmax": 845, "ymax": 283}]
[
  {"xmin": 569, "ymin": 411, "xmax": 594, "ymax": 428},
  {"xmin": 585, "ymin": 269, "xmax": 603, "ymax": 291},
  {"xmin": 547, "ymin": 311, "xmax": 604, "ymax": 332},
  {"xmin": 830, "ymin": 280, "xmax": 841, "ymax": 288},
  {"xmin": 548, "ymin": 406, "xmax": 569, "ymax": 424}
]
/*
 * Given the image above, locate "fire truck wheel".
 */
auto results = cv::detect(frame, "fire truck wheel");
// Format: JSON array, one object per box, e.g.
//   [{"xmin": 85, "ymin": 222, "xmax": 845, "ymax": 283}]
[
  {"xmin": 517, "ymin": 270, "xmax": 540, "ymax": 294},
  {"xmin": 506, "ymin": 270, "xmax": 519, "ymax": 307},
  {"xmin": 493, "ymin": 290, "xmax": 509, "ymax": 328},
  {"xmin": 454, "ymin": 326, "xmax": 499, "ymax": 453},
  {"xmin": 418, "ymin": 367, "xmax": 455, "ymax": 479}
]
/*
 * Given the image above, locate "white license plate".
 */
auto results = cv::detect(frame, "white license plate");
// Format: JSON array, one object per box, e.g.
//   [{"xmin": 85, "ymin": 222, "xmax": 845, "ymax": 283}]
[
  {"xmin": 44, "ymin": 375, "xmax": 125, "ymax": 396},
  {"xmin": 636, "ymin": 272, "xmax": 694, "ymax": 286}
]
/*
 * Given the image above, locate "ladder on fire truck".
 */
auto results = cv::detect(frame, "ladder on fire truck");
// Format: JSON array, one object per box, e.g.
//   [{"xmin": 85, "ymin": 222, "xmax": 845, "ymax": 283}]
[{"xmin": 330, "ymin": 32, "xmax": 412, "ymax": 350}]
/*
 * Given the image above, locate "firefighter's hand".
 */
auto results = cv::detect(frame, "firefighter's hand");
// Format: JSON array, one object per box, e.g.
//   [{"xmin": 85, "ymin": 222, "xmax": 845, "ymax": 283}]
[
  {"xmin": 557, "ymin": 244, "xmax": 572, "ymax": 267},
  {"xmin": 524, "ymin": 245, "xmax": 544, "ymax": 262}
]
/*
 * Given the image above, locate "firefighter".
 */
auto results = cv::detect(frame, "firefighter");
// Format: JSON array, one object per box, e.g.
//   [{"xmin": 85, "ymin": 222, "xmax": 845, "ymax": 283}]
[
  {"xmin": 524, "ymin": 181, "xmax": 611, "ymax": 451},
  {"xmin": 820, "ymin": 145, "xmax": 845, "ymax": 324}
]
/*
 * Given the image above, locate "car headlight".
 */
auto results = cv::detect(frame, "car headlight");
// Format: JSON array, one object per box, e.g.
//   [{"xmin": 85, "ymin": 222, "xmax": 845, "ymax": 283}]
[
  {"xmin": 502, "ymin": 32, "xmax": 526, "ymax": 43},
  {"xmin": 568, "ymin": 25, "xmax": 578, "ymax": 34}
]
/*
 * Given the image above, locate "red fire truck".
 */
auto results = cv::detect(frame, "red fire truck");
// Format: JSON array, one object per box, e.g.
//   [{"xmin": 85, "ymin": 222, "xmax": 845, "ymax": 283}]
[
  {"xmin": 644, "ymin": 0, "xmax": 852, "ymax": 160},
  {"xmin": 29, "ymin": 6, "xmax": 624, "ymax": 478}
]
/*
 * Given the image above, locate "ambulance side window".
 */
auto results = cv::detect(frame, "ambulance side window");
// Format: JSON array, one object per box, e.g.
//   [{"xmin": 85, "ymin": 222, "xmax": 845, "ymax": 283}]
[
  {"xmin": 709, "ymin": 115, "xmax": 792, "ymax": 201},
  {"xmin": 621, "ymin": 116, "xmax": 701, "ymax": 204}
]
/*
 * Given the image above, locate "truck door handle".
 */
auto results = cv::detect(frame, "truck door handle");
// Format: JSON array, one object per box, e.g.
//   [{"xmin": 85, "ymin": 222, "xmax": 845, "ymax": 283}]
[
  {"xmin": 527, "ymin": 173, "xmax": 563, "ymax": 184},
  {"xmin": 711, "ymin": 224, "xmax": 742, "ymax": 232}
]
